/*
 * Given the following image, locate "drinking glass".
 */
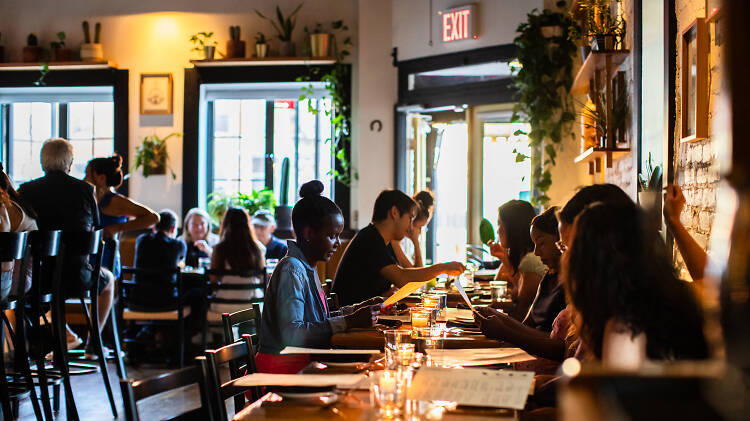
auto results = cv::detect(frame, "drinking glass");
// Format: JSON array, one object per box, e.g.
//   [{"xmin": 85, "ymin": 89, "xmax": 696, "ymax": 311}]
[
  {"xmin": 490, "ymin": 280, "xmax": 508, "ymax": 304},
  {"xmin": 410, "ymin": 307, "xmax": 434, "ymax": 334},
  {"xmin": 383, "ymin": 329, "xmax": 413, "ymax": 368},
  {"xmin": 370, "ymin": 370, "xmax": 410, "ymax": 418}
]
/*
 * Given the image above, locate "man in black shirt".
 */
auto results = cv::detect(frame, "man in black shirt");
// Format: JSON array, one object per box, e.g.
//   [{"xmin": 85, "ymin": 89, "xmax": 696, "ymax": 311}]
[
  {"xmin": 333, "ymin": 189, "xmax": 465, "ymax": 306},
  {"xmin": 132, "ymin": 210, "xmax": 187, "ymax": 308}
]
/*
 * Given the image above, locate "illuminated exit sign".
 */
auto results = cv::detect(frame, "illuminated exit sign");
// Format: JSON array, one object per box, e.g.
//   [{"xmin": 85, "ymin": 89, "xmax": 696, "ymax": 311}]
[{"xmin": 440, "ymin": 4, "xmax": 478, "ymax": 43}]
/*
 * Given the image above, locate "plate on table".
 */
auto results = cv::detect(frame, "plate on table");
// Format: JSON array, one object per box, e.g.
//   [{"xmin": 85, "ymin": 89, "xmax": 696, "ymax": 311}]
[
  {"xmin": 311, "ymin": 353, "xmax": 376, "ymax": 363},
  {"xmin": 276, "ymin": 390, "xmax": 339, "ymax": 405}
]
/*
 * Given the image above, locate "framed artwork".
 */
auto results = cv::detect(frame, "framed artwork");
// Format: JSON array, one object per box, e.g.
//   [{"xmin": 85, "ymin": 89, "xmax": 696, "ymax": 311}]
[
  {"xmin": 140, "ymin": 73, "xmax": 173, "ymax": 115},
  {"xmin": 680, "ymin": 18, "xmax": 708, "ymax": 143}
]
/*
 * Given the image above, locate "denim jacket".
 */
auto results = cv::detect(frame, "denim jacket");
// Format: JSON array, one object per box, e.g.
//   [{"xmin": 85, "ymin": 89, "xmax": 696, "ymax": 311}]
[{"xmin": 258, "ymin": 241, "xmax": 349, "ymax": 354}]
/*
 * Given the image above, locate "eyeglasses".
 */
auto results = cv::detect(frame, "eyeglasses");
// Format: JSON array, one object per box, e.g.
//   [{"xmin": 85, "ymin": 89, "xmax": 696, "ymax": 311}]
[{"xmin": 555, "ymin": 240, "xmax": 568, "ymax": 253}]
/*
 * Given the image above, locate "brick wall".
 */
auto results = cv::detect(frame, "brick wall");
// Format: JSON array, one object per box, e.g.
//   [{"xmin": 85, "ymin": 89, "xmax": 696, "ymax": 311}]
[{"xmin": 674, "ymin": 0, "xmax": 721, "ymax": 280}]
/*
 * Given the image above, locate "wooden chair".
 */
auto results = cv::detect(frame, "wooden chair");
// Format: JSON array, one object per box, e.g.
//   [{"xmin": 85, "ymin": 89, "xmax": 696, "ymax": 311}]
[
  {"xmin": 220, "ymin": 304, "xmax": 262, "ymax": 412},
  {"xmin": 61, "ymin": 229, "xmax": 121, "ymax": 418},
  {"xmin": 202, "ymin": 268, "xmax": 264, "ymax": 347},
  {"xmin": 120, "ymin": 362, "xmax": 212, "ymax": 421},
  {"xmin": 119, "ymin": 266, "xmax": 189, "ymax": 367},
  {"xmin": 204, "ymin": 334, "xmax": 260, "ymax": 420}
]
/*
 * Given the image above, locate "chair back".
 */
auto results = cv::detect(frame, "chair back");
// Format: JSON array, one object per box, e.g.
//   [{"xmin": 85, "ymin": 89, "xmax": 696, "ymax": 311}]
[
  {"xmin": 27, "ymin": 230, "xmax": 62, "ymax": 299},
  {"xmin": 205, "ymin": 268, "xmax": 265, "ymax": 308},
  {"xmin": 62, "ymin": 230, "xmax": 102, "ymax": 256},
  {"xmin": 221, "ymin": 307, "xmax": 257, "ymax": 346},
  {"xmin": 0, "ymin": 231, "xmax": 29, "ymax": 262},
  {"xmin": 120, "ymin": 364, "xmax": 211, "ymax": 421},
  {"xmin": 204, "ymin": 334, "xmax": 259, "ymax": 420},
  {"xmin": 120, "ymin": 266, "xmax": 183, "ymax": 303},
  {"xmin": 28, "ymin": 230, "xmax": 61, "ymax": 258}
]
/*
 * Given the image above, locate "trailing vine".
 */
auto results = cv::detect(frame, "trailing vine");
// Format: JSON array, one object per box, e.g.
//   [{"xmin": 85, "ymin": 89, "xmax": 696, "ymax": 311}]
[
  {"xmin": 511, "ymin": 7, "xmax": 578, "ymax": 206},
  {"xmin": 297, "ymin": 20, "xmax": 355, "ymax": 186}
]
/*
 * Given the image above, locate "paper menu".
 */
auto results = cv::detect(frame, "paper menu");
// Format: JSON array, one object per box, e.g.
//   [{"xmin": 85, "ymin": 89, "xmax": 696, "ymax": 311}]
[
  {"xmin": 453, "ymin": 278, "xmax": 474, "ymax": 309},
  {"xmin": 234, "ymin": 373, "xmax": 366, "ymax": 388},
  {"xmin": 424, "ymin": 348, "xmax": 535, "ymax": 366},
  {"xmin": 382, "ymin": 281, "xmax": 427, "ymax": 307},
  {"xmin": 280, "ymin": 347, "xmax": 380, "ymax": 355},
  {"xmin": 408, "ymin": 367, "xmax": 533, "ymax": 410}
]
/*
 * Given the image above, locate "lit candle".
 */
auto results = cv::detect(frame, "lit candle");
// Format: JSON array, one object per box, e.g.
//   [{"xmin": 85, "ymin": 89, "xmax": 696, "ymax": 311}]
[
  {"xmin": 411, "ymin": 312, "xmax": 430, "ymax": 328},
  {"xmin": 397, "ymin": 343, "xmax": 415, "ymax": 366},
  {"xmin": 380, "ymin": 371, "xmax": 397, "ymax": 392}
]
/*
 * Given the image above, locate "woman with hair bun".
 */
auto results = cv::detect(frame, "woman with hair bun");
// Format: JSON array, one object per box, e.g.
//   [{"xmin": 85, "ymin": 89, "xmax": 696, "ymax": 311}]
[
  {"xmin": 257, "ymin": 180, "xmax": 382, "ymax": 374},
  {"xmin": 391, "ymin": 190, "xmax": 434, "ymax": 268},
  {"xmin": 85, "ymin": 155, "xmax": 159, "ymax": 279}
]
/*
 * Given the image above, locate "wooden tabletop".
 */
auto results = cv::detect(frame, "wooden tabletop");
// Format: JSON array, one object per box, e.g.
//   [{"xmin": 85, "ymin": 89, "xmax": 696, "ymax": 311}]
[
  {"xmin": 331, "ymin": 328, "xmax": 504, "ymax": 350},
  {"xmin": 232, "ymin": 390, "xmax": 519, "ymax": 420}
]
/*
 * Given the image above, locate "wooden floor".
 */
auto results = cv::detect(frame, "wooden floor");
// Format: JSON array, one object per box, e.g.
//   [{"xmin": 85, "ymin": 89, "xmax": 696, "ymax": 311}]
[{"xmin": 16, "ymin": 361, "xmax": 229, "ymax": 421}]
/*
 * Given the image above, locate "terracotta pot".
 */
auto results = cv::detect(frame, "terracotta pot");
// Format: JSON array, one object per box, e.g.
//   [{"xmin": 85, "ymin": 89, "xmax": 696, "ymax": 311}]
[
  {"xmin": 80, "ymin": 43, "xmax": 104, "ymax": 61},
  {"xmin": 279, "ymin": 41, "xmax": 295, "ymax": 57},
  {"xmin": 22, "ymin": 46, "xmax": 43, "ymax": 62},
  {"xmin": 255, "ymin": 43, "xmax": 268, "ymax": 58},
  {"xmin": 226, "ymin": 40, "xmax": 246, "ymax": 58},
  {"xmin": 310, "ymin": 33, "xmax": 329, "ymax": 57},
  {"xmin": 53, "ymin": 47, "xmax": 72, "ymax": 62}
]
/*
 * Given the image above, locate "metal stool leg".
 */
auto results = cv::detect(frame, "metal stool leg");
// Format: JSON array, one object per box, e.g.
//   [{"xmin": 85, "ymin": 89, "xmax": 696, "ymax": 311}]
[
  {"xmin": 108, "ymin": 304, "xmax": 126, "ymax": 379},
  {"xmin": 0, "ymin": 323, "xmax": 15, "ymax": 420},
  {"xmin": 7, "ymin": 306, "xmax": 44, "ymax": 421},
  {"xmin": 29, "ymin": 309, "xmax": 54, "ymax": 420},
  {"xmin": 51, "ymin": 292, "xmax": 79, "ymax": 421},
  {"xmin": 83, "ymin": 295, "xmax": 118, "ymax": 418}
]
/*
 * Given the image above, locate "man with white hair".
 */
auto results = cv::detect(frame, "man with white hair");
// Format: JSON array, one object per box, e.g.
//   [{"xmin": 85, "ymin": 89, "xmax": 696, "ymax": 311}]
[{"xmin": 18, "ymin": 138, "xmax": 115, "ymax": 352}]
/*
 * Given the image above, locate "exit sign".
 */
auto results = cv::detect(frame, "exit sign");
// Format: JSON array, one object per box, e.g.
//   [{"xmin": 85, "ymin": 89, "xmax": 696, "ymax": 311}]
[{"xmin": 440, "ymin": 4, "xmax": 478, "ymax": 43}]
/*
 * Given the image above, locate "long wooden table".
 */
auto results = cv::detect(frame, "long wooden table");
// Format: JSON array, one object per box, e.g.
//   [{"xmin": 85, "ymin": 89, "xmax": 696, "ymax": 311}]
[{"xmin": 232, "ymin": 390, "xmax": 519, "ymax": 420}]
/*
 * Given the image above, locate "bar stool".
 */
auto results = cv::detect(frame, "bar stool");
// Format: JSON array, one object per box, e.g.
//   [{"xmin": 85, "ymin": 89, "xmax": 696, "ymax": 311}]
[
  {"xmin": 0, "ymin": 231, "xmax": 43, "ymax": 420},
  {"xmin": 56, "ymin": 230, "xmax": 119, "ymax": 419}
]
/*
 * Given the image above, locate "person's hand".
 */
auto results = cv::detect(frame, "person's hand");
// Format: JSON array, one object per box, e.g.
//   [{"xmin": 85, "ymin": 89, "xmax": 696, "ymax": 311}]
[
  {"xmin": 356, "ymin": 296, "xmax": 384, "ymax": 309},
  {"xmin": 473, "ymin": 307, "xmax": 507, "ymax": 339},
  {"xmin": 408, "ymin": 224, "xmax": 422, "ymax": 245},
  {"xmin": 663, "ymin": 184, "xmax": 686, "ymax": 225},
  {"xmin": 440, "ymin": 261, "xmax": 466, "ymax": 276},
  {"xmin": 194, "ymin": 240, "xmax": 212, "ymax": 254},
  {"xmin": 345, "ymin": 304, "xmax": 380, "ymax": 329},
  {"xmin": 487, "ymin": 241, "xmax": 510, "ymax": 264}
]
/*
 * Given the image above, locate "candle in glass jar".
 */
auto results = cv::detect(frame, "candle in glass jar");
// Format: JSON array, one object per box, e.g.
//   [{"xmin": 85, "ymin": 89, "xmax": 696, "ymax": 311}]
[
  {"xmin": 379, "ymin": 371, "xmax": 397, "ymax": 392},
  {"xmin": 411, "ymin": 311, "xmax": 431, "ymax": 328},
  {"xmin": 396, "ymin": 343, "xmax": 415, "ymax": 366}
]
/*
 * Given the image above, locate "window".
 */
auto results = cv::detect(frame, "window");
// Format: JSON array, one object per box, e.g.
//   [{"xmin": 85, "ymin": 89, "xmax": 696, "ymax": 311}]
[
  {"xmin": 481, "ymin": 122, "xmax": 532, "ymax": 222},
  {"xmin": 0, "ymin": 87, "xmax": 115, "ymax": 186},
  {"xmin": 204, "ymin": 82, "xmax": 334, "ymax": 203}
]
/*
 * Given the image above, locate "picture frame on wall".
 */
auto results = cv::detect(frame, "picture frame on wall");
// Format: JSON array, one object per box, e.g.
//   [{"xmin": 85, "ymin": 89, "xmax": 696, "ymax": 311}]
[
  {"xmin": 680, "ymin": 18, "xmax": 708, "ymax": 143},
  {"xmin": 140, "ymin": 73, "xmax": 173, "ymax": 115}
]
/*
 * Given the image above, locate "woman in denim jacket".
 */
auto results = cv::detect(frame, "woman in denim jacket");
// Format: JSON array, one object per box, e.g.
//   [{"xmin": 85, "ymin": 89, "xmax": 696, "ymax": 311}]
[{"xmin": 257, "ymin": 180, "xmax": 382, "ymax": 374}]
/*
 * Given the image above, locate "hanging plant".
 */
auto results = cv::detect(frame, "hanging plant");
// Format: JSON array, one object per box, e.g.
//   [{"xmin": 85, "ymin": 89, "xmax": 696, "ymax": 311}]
[
  {"xmin": 133, "ymin": 132, "xmax": 181, "ymax": 178},
  {"xmin": 296, "ymin": 20, "xmax": 355, "ymax": 186},
  {"xmin": 511, "ymin": 6, "xmax": 579, "ymax": 206}
]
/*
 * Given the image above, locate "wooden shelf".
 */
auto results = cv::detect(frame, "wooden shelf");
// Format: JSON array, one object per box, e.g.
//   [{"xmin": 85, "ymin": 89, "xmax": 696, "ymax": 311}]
[
  {"xmin": 574, "ymin": 147, "xmax": 630, "ymax": 180},
  {"xmin": 571, "ymin": 50, "xmax": 630, "ymax": 94},
  {"xmin": 190, "ymin": 57, "xmax": 336, "ymax": 67},
  {"xmin": 0, "ymin": 60, "xmax": 117, "ymax": 71}
]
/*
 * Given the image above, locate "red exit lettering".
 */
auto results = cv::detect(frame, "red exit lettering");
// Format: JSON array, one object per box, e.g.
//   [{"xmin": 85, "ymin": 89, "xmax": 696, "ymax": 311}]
[{"xmin": 442, "ymin": 9, "xmax": 471, "ymax": 42}]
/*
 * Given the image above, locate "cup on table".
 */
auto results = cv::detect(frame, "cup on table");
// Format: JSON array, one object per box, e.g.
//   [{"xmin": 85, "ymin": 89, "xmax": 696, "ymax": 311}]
[
  {"xmin": 383, "ymin": 329, "xmax": 413, "ymax": 368},
  {"xmin": 413, "ymin": 326, "xmax": 445, "ymax": 366},
  {"xmin": 410, "ymin": 307, "xmax": 434, "ymax": 335},
  {"xmin": 369, "ymin": 369, "xmax": 410, "ymax": 418},
  {"xmin": 421, "ymin": 293, "xmax": 448, "ymax": 322},
  {"xmin": 198, "ymin": 256, "xmax": 211, "ymax": 269},
  {"xmin": 462, "ymin": 270, "xmax": 475, "ymax": 288},
  {"xmin": 490, "ymin": 280, "xmax": 509, "ymax": 304}
]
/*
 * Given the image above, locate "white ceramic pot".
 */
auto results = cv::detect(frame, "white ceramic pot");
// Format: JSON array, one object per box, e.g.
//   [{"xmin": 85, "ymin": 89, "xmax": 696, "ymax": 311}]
[
  {"xmin": 255, "ymin": 43, "xmax": 268, "ymax": 58},
  {"xmin": 80, "ymin": 43, "xmax": 104, "ymax": 61}
]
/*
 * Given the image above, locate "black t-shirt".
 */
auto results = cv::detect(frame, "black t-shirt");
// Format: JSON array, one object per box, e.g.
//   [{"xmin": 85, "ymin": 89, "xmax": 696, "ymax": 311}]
[
  {"xmin": 333, "ymin": 224, "xmax": 398, "ymax": 306},
  {"xmin": 523, "ymin": 271, "xmax": 566, "ymax": 332},
  {"xmin": 131, "ymin": 231, "xmax": 187, "ymax": 307}
]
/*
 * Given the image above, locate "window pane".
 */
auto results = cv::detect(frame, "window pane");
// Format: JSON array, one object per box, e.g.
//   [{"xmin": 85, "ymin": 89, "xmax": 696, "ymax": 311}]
[
  {"xmin": 11, "ymin": 103, "xmax": 31, "ymax": 140},
  {"xmin": 298, "ymin": 99, "xmax": 317, "ymax": 188},
  {"xmin": 214, "ymin": 100, "xmax": 240, "ymax": 138},
  {"xmin": 481, "ymin": 122, "xmax": 532, "ymax": 222},
  {"xmin": 213, "ymin": 138, "xmax": 241, "ymax": 181},
  {"xmin": 69, "ymin": 102, "xmax": 93, "ymax": 140},
  {"xmin": 238, "ymin": 99, "xmax": 267, "ymax": 192},
  {"xmin": 30, "ymin": 102, "xmax": 52, "ymax": 141},
  {"xmin": 69, "ymin": 140, "xmax": 93, "ymax": 179},
  {"xmin": 273, "ymin": 99, "xmax": 297, "ymax": 204},
  {"xmin": 317, "ymin": 98, "xmax": 334, "ymax": 198},
  {"xmin": 12, "ymin": 141, "xmax": 36, "ymax": 185},
  {"xmin": 212, "ymin": 179, "xmax": 238, "ymax": 196},
  {"xmin": 94, "ymin": 138, "xmax": 115, "ymax": 158},
  {"xmin": 93, "ymin": 102, "xmax": 114, "ymax": 138}
]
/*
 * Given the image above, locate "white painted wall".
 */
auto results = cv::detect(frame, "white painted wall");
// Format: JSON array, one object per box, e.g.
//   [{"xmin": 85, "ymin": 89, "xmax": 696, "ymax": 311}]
[
  {"xmin": 352, "ymin": 0, "xmax": 396, "ymax": 228},
  {"xmin": 392, "ymin": 0, "xmax": 543, "ymax": 61}
]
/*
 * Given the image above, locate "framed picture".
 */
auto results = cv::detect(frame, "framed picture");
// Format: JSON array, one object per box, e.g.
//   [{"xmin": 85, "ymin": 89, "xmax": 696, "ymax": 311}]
[
  {"xmin": 140, "ymin": 73, "xmax": 173, "ymax": 115},
  {"xmin": 680, "ymin": 18, "xmax": 708, "ymax": 143}
]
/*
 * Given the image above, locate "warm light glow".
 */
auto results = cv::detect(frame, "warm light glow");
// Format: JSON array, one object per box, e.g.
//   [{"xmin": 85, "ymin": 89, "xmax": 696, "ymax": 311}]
[
  {"xmin": 561, "ymin": 358, "xmax": 582, "ymax": 377},
  {"xmin": 154, "ymin": 15, "xmax": 179, "ymax": 39}
]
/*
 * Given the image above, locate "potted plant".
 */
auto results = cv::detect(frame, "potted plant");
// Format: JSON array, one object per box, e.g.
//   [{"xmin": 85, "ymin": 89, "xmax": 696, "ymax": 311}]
[
  {"xmin": 23, "ymin": 33, "xmax": 43, "ymax": 62},
  {"xmin": 80, "ymin": 21, "xmax": 104, "ymax": 60},
  {"xmin": 50, "ymin": 31, "xmax": 72, "ymax": 61},
  {"xmin": 570, "ymin": 0, "xmax": 624, "ymax": 52},
  {"xmin": 226, "ymin": 25, "xmax": 245, "ymax": 59},
  {"xmin": 190, "ymin": 32, "xmax": 217, "ymax": 60},
  {"xmin": 274, "ymin": 157, "xmax": 294, "ymax": 238},
  {"xmin": 254, "ymin": 32, "xmax": 268, "ymax": 58},
  {"xmin": 304, "ymin": 23, "xmax": 330, "ymax": 58},
  {"xmin": 134, "ymin": 132, "xmax": 181, "ymax": 178},
  {"xmin": 255, "ymin": 3, "xmax": 304, "ymax": 57},
  {"xmin": 207, "ymin": 189, "xmax": 276, "ymax": 226}
]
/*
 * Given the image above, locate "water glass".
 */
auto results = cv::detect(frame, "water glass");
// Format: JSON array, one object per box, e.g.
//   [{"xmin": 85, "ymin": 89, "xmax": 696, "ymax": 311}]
[
  {"xmin": 383, "ymin": 329, "xmax": 413, "ymax": 368},
  {"xmin": 490, "ymin": 280, "xmax": 508, "ymax": 303},
  {"xmin": 370, "ymin": 370, "xmax": 410, "ymax": 418},
  {"xmin": 410, "ymin": 307, "xmax": 434, "ymax": 334}
]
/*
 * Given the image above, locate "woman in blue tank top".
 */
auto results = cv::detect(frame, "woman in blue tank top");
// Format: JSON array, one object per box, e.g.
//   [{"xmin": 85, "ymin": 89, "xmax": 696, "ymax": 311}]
[{"xmin": 85, "ymin": 155, "xmax": 159, "ymax": 278}]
